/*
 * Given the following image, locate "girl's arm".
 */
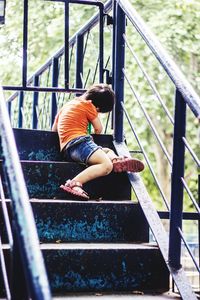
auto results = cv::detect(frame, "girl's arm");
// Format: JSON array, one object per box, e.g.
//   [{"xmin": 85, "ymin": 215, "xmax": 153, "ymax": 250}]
[
  {"xmin": 52, "ymin": 113, "xmax": 59, "ymax": 132},
  {"xmin": 91, "ymin": 116, "xmax": 103, "ymax": 134},
  {"xmin": 52, "ymin": 119, "xmax": 58, "ymax": 132}
]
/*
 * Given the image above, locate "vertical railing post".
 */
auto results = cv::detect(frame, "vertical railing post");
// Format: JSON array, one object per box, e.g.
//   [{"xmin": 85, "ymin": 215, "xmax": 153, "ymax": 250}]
[
  {"xmin": 64, "ymin": 0, "xmax": 69, "ymax": 89},
  {"xmin": 111, "ymin": 0, "xmax": 116, "ymax": 90},
  {"xmin": 22, "ymin": 0, "xmax": 28, "ymax": 87},
  {"xmin": 75, "ymin": 34, "xmax": 84, "ymax": 89},
  {"xmin": 32, "ymin": 75, "xmax": 39, "ymax": 129},
  {"xmin": 7, "ymin": 101, "xmax": 11, "ymax": 119},
  {"xmin": 198, "ymin": 174, "xmax": 200, "ymax": 291},
  {"xmin": 51, "ymin": 58, "xmax": 59, "ymax": 127},
  {"xmin": 113, "ymin": 1, "xmax": 126, "ymax": 143},
  {"xmin": 18, "ymin": 91, "xmax": 24, "ymax": 128},
  {"xmin": 169, "ymin": 89, "xmax": 186, "ymax": 269},
  {"xmin": 99, "ymin": 3, "xmax": 104, "ymax": 83},
  {"xmin": 11, "ymin": 223, "xmax": 29, "ymax": 300}
]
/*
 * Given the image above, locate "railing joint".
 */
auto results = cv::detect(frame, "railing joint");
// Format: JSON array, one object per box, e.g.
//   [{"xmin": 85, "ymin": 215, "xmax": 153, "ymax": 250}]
[{"xmin": 105, "ymin": 14, "xmax": 113, "ymax": 25}]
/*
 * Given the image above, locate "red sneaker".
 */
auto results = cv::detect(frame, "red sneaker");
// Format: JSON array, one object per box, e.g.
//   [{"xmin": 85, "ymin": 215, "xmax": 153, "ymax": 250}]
[{"xmin": 112, "ymin": 157, "xmax": 144, "ymax": 173}]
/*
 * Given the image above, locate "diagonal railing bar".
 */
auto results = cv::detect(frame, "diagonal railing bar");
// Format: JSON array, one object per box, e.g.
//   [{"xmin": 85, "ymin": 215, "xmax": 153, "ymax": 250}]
[
  {"xmin": 40, "ymin": 66, "xmax": 51, "ymax": 128},
  {"xmin": 122, "ymin": 102, "xmax": 170, "ymax": 210},
  {"xmin": 104, "ymin": 56, "xmax": 111, "ymax": 70},
  {"xmin": 79, "ymin": 72, "xmax": 84, "ymax": 87},
  {"xmin": 92, "ymin": 57, "xmax": 100, "ymax": 84},
  {"xmin": 104, "ymin": 111, "xmax": 111, "ymax": 134},
  {"xmin": 0, "ymin": 86, "xmax": 52, "ymax": 299},
  {"xmin": 182, "ymin": 137, "xmax": 200, "ymax": 168},
  {"xmin": 83, "ymin": 30, "xmax": 90, "ymax": 59},
  {"xmin": 123, "ymin": 33, "xmax": 174, "ymax": 125},
  {"xmin": 69, "ymin": 43, "xmax": 75, "ymax": 71},
  {"xmin": 177, "ymin": 227, "xmax": 200, "ymax": 273},
  {"xmin": 0, "ymin": 236, "xmax": 11, "ymax": 300},
  {"xmin": 117, "ymin": 0, "xmax": 200, "ymax": 119},
  {"xmin": 123, "ymin": 69, "xmax": 172, "ymax": 165},
  {"xmin": 83, "ymin": 69, "xmax": 91, "ymax": 88},
  {"xmin": 181, "ymin": 177, "xmax": 200, "ymax": 215},
  {"xmin": 20, "ymin": 106, "xmax": 28, "ymax": 128}
]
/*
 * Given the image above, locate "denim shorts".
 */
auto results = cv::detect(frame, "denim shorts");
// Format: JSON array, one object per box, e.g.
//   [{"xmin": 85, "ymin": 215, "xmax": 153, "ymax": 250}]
[{"xmin": 63, "ymin": 135, "xmax": 102, "ymax": 164}]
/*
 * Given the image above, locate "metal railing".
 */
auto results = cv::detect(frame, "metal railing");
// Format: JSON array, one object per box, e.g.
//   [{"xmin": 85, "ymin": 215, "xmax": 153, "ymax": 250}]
[
  {"xmin": 3, "ymin": 0, "xmax": 112, "ymax": 130},
  {"xmin": 0, "ymin": 86, "xmax": 51, "ymax": 299},
  {"xmin": 112, "ymin": 0, "xmax": 199, "ymax": 297},
  {"xmin": 1, "ymin": 0, "xmax": 200, "ymax": 298}
]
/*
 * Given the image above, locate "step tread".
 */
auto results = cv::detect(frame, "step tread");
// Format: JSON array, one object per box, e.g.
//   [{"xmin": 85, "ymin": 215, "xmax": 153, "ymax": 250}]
[
  {"xmin": 0, "ymin": 160, "xmax": 131, "ymax": 200},
  {"xmin": 1, "ymin": 199, "xmax": 135, "ymax": 203},
  {"xmin": 52, "ymin": 291, "xmax": 181, "ymax": 299},
  {"xmin": 0, "ymin": 291, "xmax": 181, "ymax": 299},
  {"xmin": 30, "ymin": 199, "xmax": 135, "ymax": 203},
  {"xmin": 39, "ymin": 243, "xmax": 157, "ymax": 250}
]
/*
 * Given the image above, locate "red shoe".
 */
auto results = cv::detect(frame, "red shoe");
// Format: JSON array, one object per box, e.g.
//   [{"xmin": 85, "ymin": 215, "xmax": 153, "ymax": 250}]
[
  {"xmin": 60, "ymin": 179, "xmax": 89, "ymax": 199},
  {"xmin": 112, "ymin": 157, "xmax": 144, "ymax": 173}
]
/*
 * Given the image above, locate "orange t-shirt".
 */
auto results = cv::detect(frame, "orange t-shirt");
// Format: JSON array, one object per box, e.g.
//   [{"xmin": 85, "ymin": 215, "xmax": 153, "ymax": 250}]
[{"xmin": 54, "ymin": 98, "xmax": 98, "ymax": 151}]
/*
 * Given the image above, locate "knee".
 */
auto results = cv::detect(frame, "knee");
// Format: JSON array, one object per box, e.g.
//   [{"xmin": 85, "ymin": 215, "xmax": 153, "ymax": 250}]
[{"xmin": 102, "ymin": 160, "xmax": 113, "ymax": 175}]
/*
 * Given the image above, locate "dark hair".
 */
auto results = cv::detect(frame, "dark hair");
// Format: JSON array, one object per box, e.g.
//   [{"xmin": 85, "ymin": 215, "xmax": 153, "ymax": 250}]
[{"xmin": 84, "ymin": 84, "xmax": 115, "ymax": 113}]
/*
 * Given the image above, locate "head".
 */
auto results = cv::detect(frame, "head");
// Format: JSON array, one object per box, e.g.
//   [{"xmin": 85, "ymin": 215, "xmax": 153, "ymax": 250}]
[{"xmin": 84, "ymin": 84, "xmax": 115, "ymax": 113}]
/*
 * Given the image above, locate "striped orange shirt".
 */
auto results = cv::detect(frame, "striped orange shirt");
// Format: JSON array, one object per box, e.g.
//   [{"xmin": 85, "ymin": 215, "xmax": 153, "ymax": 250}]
[{"xmin": 54, "ymin": 98, "xmax": 98, "ymax": 151}]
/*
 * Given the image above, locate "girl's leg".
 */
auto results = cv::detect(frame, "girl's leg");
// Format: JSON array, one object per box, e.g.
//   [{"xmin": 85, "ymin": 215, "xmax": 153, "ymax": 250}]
[
  {"xmin": 72, "ymin": 148, "xmax": 113, "ymax": 184},
  {"xmin": 61, "ymin": 148, "xmax": 113, "ymax": 198}
]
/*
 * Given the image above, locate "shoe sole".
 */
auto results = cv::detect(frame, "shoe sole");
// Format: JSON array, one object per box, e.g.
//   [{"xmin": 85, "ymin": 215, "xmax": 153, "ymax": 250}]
[
  {"xmin": 113, "ymin": 158, "xmax": 144, "ymax": 173},
  {"xmin": 60, "ymin": 185, "xmax": 89, "ymax": 199}
]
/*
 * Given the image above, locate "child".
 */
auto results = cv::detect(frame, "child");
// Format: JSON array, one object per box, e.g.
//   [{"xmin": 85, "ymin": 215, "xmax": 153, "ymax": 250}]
[{"xmin": 52, "ymin": 83, "xmax": 144, "ymax": 199}]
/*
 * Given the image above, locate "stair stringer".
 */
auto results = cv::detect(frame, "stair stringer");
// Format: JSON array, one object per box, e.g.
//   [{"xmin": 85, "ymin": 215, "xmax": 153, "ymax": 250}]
[{"xmin": 113, "ymin": 141, "xmax": 197, "ymax": 300}]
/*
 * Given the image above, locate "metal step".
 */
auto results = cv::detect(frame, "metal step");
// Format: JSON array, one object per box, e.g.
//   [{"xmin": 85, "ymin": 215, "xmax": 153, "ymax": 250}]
[
  {"xmin": 40, "ymin": 243, "xmax": 169, "ymax": 293},
  {"xmin": 0, "ymin": 128, "xmax": 115, "ymax": 161},
  {"xmin": 0, "ymin": 200, "xmax": 149, "ymax": 243},
  {"xmin": 0, "ymin": 243, "xmax": 169, "ymax": 296},
  {"xmin": 32, "ymin": 199, "xmax": 149, "ymax": 243},
  {"xmin": 0, "ymin": 160, "xmax": 131, "ymax": 200},
  {"xmin": 52, "ymin": 291, "xmax": 181, "ymax": 299},
  {"xmin": 0, "ymin": 291, "xmax": 181, "ymax": 300}
]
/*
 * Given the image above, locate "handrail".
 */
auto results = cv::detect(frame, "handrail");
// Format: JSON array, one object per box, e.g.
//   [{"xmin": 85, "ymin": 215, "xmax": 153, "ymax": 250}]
[
  {"xmin": 0, "ymin": 86, "xmax": 52, "ymax": 299},
  {"xmin": 116, "ymin": 0, "xmax": 200, "ymax": 118},
  {"xmin": 113, "ymin": 1, "xmax": 199, "ymax": 298}
]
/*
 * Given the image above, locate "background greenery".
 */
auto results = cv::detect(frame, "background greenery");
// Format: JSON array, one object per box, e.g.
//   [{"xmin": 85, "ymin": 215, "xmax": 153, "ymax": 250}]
[{"xmin": 0, "ymin": 0, "xmax": 199, "ymax": 210}]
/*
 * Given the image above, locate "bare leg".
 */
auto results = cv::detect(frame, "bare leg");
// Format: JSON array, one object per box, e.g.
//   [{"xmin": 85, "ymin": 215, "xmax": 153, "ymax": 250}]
[
  {"xmin": 72, "ymin": 148, "xmax": 113, "ymax": 184},
  {"xmin": 101, "ymin": 147, "xmax": 118, "ymax": 161},
  {"xmin": 60, "ymin": 147, "xmax": 144, "ymax": 198}
]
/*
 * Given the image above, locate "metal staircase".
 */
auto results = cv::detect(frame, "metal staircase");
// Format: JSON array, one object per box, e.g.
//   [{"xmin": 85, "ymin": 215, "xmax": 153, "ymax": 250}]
[
  {"xmin": 0, "ymin": 0, "xmax": 200, "ymax": 299},
  {"xmin": 0, "ymin": 128, "xmax": 169, "ymax": 297}
]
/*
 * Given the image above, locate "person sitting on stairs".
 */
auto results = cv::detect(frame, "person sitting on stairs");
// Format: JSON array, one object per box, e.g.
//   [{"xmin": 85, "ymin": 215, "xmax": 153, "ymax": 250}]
[{"xmin": 52, "ymin": 83, "xmax": 144, "ymax": 199}]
